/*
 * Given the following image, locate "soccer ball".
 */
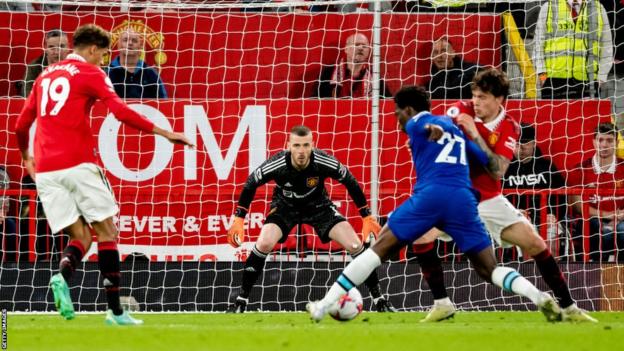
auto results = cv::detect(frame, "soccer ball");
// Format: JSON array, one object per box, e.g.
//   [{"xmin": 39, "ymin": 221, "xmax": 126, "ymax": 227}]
[{"xmin": 329, "ymin": 288, "xmax": 363, "ymax": 321}]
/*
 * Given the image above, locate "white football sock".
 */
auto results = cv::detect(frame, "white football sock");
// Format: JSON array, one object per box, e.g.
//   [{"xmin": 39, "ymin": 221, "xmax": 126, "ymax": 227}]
[
  {"xmin": 319, "ymin": 249, "xmax": 381, "ymax": 307},
  {"xmin": 491, "ymin": 266, "xmax": 542, "ymax": 305}
]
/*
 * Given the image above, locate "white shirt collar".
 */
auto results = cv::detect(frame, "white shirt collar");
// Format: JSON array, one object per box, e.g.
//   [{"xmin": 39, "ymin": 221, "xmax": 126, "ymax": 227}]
[
  {"xmin": 66, "ymin": 53, "xmax": 86, "ymax": 62},
  {"xmin": 592, "ymin": 154, "xmax": 616, "ymax": 174},
  {"xmin": 479, "ymin": 106, "xmax": 506, "ymax": 131}
]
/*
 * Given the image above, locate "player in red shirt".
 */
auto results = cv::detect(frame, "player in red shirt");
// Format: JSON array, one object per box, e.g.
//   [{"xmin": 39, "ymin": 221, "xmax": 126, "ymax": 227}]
[
  {"xmin": 15, "ymin": 24, "xmax": 192, "ymax": 325},
  {"xmin": 412, "ymin": 68, "xmax": 596, "ymax": 323},
  {"xmin": 567, "ymin": 123, "xmax": 624, "ymax": 261}
]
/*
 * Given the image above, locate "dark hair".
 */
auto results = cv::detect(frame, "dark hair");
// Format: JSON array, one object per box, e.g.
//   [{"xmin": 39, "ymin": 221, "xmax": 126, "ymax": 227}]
[
  {"xmin": 594, "ymin": 122, "xmax": 617, "ymax": 138},
  {"xmin": 472, "ymin": 67, "xmax": 509, "ymax": 99},
  {"xmin": 72, "ymin": 24, "xmax": 111, "ymax": 49},
  {"xmin": 45, "ymin": 29, "xmax": 66, "ymax": 40},
  {"xmin": 290, "ymin": 125, "xmax": 311, "ymax": 137},
  {"xmin": 519, "ymin": 123, "xmax": 536, "ymax": 143},
  {"xmin": 393, "ymin": 85, "xmax": 430, "ymax": 113}
]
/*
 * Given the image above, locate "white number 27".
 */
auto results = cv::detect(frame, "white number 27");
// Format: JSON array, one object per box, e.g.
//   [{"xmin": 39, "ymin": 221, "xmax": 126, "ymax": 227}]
[
  {"xmin": 40, "ymin": 77, "xmax": 70, "ymax": 116},
  {"xmin": 434, "ymin": 132, "xmax": 466, "ymax": 165}
]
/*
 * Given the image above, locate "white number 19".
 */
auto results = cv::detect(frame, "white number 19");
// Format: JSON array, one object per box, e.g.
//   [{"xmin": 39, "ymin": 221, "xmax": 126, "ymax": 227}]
[{"xmin": 40, "ymin": 77, "xmax": 70, "ymax": 116}]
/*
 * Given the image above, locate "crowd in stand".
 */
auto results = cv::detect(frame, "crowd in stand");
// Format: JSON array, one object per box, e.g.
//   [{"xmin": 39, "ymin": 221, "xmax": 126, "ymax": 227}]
[{"xmin": 1, "ymin": 0, "xmax": 623, "ymax": 262}]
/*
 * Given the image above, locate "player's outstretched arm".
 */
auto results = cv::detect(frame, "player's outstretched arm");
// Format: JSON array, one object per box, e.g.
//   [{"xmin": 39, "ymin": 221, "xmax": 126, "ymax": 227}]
[
  {"xmin": 227, "ymin": 177, "xmax": 258, "ymax": 248},
  {"xmin": 226, "ymin": 155, "xmax": 280, "ymax": 247},
  {"xmin": 324, "ymin": 154, "xmax": 381, "ymax": 243},
  {"xmin": 92, "ymin": 71, "xmax": 192, "ymax": 148},
  {"xmin": 152, "ymin": 126, "xmax": 194, "ymax": 147}
]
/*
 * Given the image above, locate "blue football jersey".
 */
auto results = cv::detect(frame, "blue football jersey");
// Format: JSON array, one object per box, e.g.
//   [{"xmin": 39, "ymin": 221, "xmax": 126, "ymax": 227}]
[{"xmin": 405, "ymin": 111, "xmax": 473, "ymax": 191}]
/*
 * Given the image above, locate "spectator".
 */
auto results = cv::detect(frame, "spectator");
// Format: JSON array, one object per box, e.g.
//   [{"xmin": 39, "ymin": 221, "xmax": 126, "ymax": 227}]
[
  {"xmin": 105, "ymin": 27, "xmax": 167, "ymax": 99},
  {"xmin": 19, "ymin": 174, "xmax": 59, "ymax": 261},
  {"xmin": 0, "ymin": 2, "xmax": 61, "ymax": 11},
  {"xmin": 20, "ymin": 29, "xmax": 69, "ymax": 97},
  {"xmin": 533, "ymin": 0, "xmax": 613, "ymax": 99},
  {"xmin": 503, "ymin": 123, "xmax": 569, "ymax": 257},
  {"xmin": 0, "ymin": 166, "xmax": 16, "ymax": 262},
  {"xmin": 0, "ymin": 1, "xmax": 33, "ymax": 11},
  {"xmin": 239, "ymin": 0, "xmax": 291, "ymax": 12},
  {"xmin": 567, "ymin": 123, "xmax": 624, "ymax": 262},
  {"xmin": 426, "ymin": 37, "xmax": 480, "ymax": 100},
  {"xmin": 314, "ymin": 33, "xmax": 392, "ymax": 98},
  {"xmin": 601, "ymin": 0, "xmax": 624, "ymax": 117}
]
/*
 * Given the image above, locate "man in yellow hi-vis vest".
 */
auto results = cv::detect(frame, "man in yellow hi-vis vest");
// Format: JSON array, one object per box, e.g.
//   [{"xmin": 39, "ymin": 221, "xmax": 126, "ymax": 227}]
[{"xmin": 533, "ymin": 0, "xmax": 613, "ymax": 99}]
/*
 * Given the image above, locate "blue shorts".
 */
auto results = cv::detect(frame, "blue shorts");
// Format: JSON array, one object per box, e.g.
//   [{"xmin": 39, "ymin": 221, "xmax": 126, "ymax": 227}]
[{"xmin": 387, "ymin": 185, "xmax": 491, "ymax": 255}]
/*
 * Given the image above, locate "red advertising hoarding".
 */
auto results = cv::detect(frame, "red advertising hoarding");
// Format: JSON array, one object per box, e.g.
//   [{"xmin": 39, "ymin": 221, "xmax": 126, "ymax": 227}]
[{"xmin": 0, "ymin": 98, "xmax": 612, "ymax": 261}]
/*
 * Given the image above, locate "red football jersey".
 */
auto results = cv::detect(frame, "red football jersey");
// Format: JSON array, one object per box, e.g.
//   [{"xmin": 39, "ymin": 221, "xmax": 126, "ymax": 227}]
[
  {"xmin": 15, "ymin": 53, "xmax": 155, "ymax": 173},
  {"xmin": 447, "ymin": 101, "xmax": 519, "ymax": 201},
  {"xmin": 567, "ymin": 157, "xmax": 624, "ymax": 213}
]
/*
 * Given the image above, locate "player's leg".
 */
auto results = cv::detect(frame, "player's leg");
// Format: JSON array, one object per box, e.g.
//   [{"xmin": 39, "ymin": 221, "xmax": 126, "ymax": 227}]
[
  {"xmin": 308, "ymin": 224, "xmax": 405, "ymax": 321},
  {"xmin": 411, "ymin": 229, "xmax": 455, "ymax": 322},
  {"xmin": 464, "ymin": 245, "xmax": 561, "ymax": 322},
  {"xmin": 89, "ymin": 218, "xmax": 141, "ymax": 325},
  {"xmin": 66, "ymin": 163, "xmax": 141, "ymax": 325},
  {"xmin": 308, "ymin": 194, "xmax": 437, "ymax": 321},
  {"xmin": 500, "ymin": 220, "xmax": 596, "ymax": 322},
  {"xmin": 228, "ymin": 222, "xmax": 283, "ymax": 313},
  {"xmin": 327, "ymin": 220, "xmax": 396, "ymax": 312},
  {"xmin": 441, "ymin": 188, "xmax": 559, "ymax": 322},
  {"xmin": 59, "ymin": 218, "xmax": 92, "ymax": 282},
  {"xmin": 35, "ymin": 170, "xmax": 87, "ymax": 320},
  {"xmin": 483, "ymin": 195, "xmax": 595, "ymax": 322},
  {"xmin": 49, "ymin": 219, "xmax": 92, "ymax": 321}
]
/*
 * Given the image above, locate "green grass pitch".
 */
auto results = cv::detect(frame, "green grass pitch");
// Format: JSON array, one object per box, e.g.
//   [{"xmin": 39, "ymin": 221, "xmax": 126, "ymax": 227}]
[{"xmin": 7, "ymin": 311, "xmax": 624, "ymax": 351}]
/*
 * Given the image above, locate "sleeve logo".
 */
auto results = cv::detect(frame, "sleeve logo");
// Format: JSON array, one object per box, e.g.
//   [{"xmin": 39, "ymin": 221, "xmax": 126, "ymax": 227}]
[
  {"xmin": 504, "ymin": 136, "xmax": 517, "ymax": 150},
  {"xmin": 254, "ymin": 168, "xmax": 263, "ymax": 182},
  {"xmin": 446, "ymin": 106, "xmax": 459, "ymax": 117}
]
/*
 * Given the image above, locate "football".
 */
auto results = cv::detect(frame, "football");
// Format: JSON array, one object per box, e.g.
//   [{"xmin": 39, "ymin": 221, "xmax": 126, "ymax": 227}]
[{"xmin": 329, "ymin": 288, "xmax": 363, "ymax": 321}]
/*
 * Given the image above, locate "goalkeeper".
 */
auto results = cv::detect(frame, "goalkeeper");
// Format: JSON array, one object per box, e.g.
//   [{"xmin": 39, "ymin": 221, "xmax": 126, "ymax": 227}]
[{"xmin": 227, "ymin": 125, "xmax": 395, "ymax": 313}]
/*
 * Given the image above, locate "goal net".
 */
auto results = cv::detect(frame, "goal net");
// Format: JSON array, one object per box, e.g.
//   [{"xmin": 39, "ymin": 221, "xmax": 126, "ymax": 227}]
[{"xmin": 0, "ymin": 0, "xmax": 623, "ymax": 313}]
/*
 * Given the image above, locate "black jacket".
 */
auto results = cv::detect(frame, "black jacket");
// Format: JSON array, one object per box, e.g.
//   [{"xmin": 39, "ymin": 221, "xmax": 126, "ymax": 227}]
[{"xmin": 427, "ymin": 57, "xmax": 479, "ymax": 100}]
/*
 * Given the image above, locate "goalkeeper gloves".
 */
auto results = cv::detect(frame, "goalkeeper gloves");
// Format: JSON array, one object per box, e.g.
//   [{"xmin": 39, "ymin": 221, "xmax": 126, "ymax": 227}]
[
  {"xmin": 361, "ymin": 215, "xmax": 381, "ymax": 244},
  {"xmin": 227, "ymin": 217, "xmax": 245, "ymax": 248}
]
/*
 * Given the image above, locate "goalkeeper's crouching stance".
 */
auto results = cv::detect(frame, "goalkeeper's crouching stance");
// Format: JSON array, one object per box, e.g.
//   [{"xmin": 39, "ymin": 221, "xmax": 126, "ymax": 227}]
[{"xmin": 226, "ymin": 125, "xmax": 396, "ymax": 313}]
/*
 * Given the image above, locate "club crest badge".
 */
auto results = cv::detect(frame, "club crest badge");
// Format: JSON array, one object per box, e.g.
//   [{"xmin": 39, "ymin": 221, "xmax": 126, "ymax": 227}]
[{"xmin": 306, "ymin": 177, "xmax": 319, "ymax": 188}]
